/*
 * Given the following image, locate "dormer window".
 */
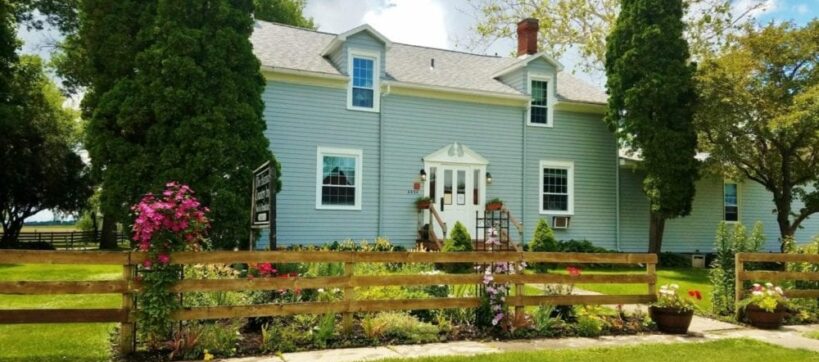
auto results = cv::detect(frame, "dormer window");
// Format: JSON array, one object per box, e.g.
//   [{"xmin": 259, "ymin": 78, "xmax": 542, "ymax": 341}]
[
  {"xmin": 528, "ymin": 75, "xmax": 554, "ymax": 127},
  {"xmin": 347, "ymin": 51, "xmax": 380, "ymax": 112}
]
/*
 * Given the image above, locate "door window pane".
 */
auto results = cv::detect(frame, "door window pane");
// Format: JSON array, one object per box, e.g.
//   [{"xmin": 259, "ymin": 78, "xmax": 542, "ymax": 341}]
[
  {"xmin": 457, "ymin": 170, "xmax": 466, "ymax": 205},
  {"xmin": 429, "ymin": 167, "xmax": 436, "ymax": 202},
  {"xmin": 473, "ymin": 169, "xmax": 480, "ymax": 205},
  {"xmin": 443, "ymin": 169, "xmax": 452, "ymax": 205}
]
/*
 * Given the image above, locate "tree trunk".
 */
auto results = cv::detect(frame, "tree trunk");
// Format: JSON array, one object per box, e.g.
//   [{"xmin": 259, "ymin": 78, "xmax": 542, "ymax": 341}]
[
  {"xmin": 99, "ymin": 214, "xmax": 118, "ymax": 250},
  {"xmin": 0, "ymin": 219, "xmax": 24, "ymax": 247},
  {"xmin": 774, "ymin": 200, "xmax": 795, "ymax": 252},
  {"xmin": 648, "ymin": 212, "xmax": 666, "ymax": 255}
]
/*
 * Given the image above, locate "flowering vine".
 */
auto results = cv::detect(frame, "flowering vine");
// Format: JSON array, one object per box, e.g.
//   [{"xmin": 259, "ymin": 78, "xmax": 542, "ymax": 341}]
[{"xmin": 132, "ymin": 182, "xmax": 209, "ymax": 345}]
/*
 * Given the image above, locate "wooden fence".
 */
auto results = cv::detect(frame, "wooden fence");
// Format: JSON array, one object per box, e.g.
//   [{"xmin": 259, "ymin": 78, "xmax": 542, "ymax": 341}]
[
  {"xmin": 735, "ymin": 252, "xmax": 819, "ymax": 305},
  {"xmin": 0, "ymin": 250, "xmax": 657, "ymax": 354},
  {"xmin": 0, "ymin": 231, "xmax": 129, "ymax": 249}
]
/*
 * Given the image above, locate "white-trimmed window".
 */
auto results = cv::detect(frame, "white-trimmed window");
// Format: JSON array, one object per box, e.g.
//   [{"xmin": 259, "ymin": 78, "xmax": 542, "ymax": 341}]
[
  {"xmin": 347, "ymin": 50, "xmax": 380, "ymax": 112},
  {"xmin": 539, "ymin": 160, "xmax": 574, "ymax": 215},
  {"xmin": 527, "ymin": 75, "xmax": 554, "ymax": 127},
  {"xmin": 724, "ymin": 182, "xmax": 739, "ymax": 222},
  {"xmin": 316, "ymin": 147, "xmax": 363, "ymax": 210}
]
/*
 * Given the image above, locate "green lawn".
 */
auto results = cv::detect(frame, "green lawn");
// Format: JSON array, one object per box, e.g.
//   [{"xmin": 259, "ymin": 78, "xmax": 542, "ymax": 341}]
[
  {"xmin": 20, "ymin": 224, "xmax": 79, "ymax": 232},
  {"xmin": 0, "ymin": 264, "xmax": 121, "ymax": 362},
  {"xmin": 531, "ymin": 267, "xmax": 713, "ymax": 313},
  {"xmin": 805, "ymin": 331, "xmax": 819, "ymax": 340},
  {"xmin": 377, "ymin": 339, "xmax": 819, "ymax": 362}
]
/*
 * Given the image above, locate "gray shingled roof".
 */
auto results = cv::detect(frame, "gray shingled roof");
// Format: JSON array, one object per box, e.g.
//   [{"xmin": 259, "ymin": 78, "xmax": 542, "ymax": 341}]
[{"xmin": 251, "ymin": 21, "xmax": 607, "ymax": 104}]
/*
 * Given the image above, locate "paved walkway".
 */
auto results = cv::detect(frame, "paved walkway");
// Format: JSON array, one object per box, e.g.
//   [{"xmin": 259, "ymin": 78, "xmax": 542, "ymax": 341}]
[
  {"xmin": 217, "ymin": 322, "xmax": 818, "ymax": 362},
  {"xmin": 215, "ymin": 287, "xmax": 818, "ymax": 362}
]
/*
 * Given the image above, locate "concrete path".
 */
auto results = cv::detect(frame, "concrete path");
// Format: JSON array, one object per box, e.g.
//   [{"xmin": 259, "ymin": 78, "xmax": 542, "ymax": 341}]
[
  {"xmin": 215, "ymin": 323, "xmax": 818, "ymax": 362},
  {"xmin": 213, "ymin": 286, "xmax": 816, "ymax": 362}
]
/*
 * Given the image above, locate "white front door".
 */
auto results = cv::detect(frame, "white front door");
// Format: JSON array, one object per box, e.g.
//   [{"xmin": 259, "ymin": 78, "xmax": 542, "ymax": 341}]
[{"xmin": 426, "ymin": 164, "xmax": 485, "ymax": 240}]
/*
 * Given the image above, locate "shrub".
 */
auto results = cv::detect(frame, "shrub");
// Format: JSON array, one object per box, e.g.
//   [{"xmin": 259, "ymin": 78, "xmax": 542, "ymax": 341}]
[
  {"xmin": 198, "ymin": 320, "xmax": 242, "ymax": 357},
  {"xmin": 529, "ymin": 219, "xmax": 558, "ymax": 271},
  {"xmin": 709, "ymin": 221, "xmax": 764, "ymax": 316},
  {"xmin": 312, "ymin": 313, "xmax": 336, "ymax": 348},
  {"xmin": 369, "ymin": 312, "xmax": 439, "ymax": 343},
  {"xmin": 557, "ymin": 239, "xmax": 612, "ymax": 253},
  {"xmin": 785, "ymin": 236, "xmax": 819, "ymax": 319},
  {"xmin": 574, "ymin": 306, "xmax": 608, "ymax": 337},
  {"xmin": 260, "ymin": 316, "xmax": 315, "ymax": 353},
  {"xmin": 658, "ymin": 252, "xmax": 693, "ymax": 268},
  {"xmin": 440, "ymin": 222, "xmax": 473, "ymax": 273}
]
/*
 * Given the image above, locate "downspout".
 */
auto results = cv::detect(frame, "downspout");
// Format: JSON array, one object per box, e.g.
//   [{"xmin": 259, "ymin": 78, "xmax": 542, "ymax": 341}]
[
  {"xmin": 615, "ymin": 145, "xmax": 621, "ymax": 251},
  {"xmin": 521, "ymin": 109, "xmax": 527, "ymax": 241},
  {"xmin": 377, "ymin": 83, "xmax": 390, "ymax": 237}
]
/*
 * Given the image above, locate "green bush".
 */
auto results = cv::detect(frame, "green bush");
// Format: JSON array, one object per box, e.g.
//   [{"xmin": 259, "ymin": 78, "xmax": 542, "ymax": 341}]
[
  {"xmin": 440, "ymin": 222, "xmax": 474, "ymax": 273},
  {"xmin": 709, "ymin": 221, "xmax": 764, "ymax": 316},
  {"xmin": 557, "ymin": 239, "xmax": 612, "ymax": 253},
  {"xmin": 784, "ymin": 236, "xmax": 819, "ymax": 321},
  {"xmin": 368, "ymin": 312, "xmax": 439, "ymax": 343},
  {"xmin": 260, "ymin": 316, "xmax": 315, "ymax": 353},
  {"xmin": 198, "ymin": 320, "xmax": 242, "ymax": 357},
  {"xmin": 529, "ymin": 219, "xmax": 558, "ymax": 271},
  {"xmin": 658, "ymin": 252, "xmax": 692, "ymax": 268}
]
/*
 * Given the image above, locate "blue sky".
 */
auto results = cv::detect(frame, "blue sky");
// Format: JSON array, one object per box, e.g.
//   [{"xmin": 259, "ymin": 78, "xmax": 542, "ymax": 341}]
[{"xmin": 17, "ymin": 0, "xmax": 818, "ymax": 222}]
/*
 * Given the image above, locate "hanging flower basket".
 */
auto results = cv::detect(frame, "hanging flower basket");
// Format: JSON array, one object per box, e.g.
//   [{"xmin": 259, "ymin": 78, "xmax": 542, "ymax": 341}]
[
  {"xmin": 649, "ymin": 306, "xmax": 694, "ymax": 334},
  {"xmin": 415, "ymin": 197, "xmax": 432, "ymax": 210},
  {"xmin": 744, "ymin": 304, "xmax": 787, "ymax": 329}
]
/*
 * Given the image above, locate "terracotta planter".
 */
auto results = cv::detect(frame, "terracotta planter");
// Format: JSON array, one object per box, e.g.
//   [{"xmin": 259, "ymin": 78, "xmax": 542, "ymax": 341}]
[
  {"xmin": 485, "ymin": 203, "xmax": 503, "ymax": 211},
  {"xmin": 744, "ymin": 304, "xmax": 786, "ymax": 329},
  {"xmin": 649, "ymin": 306, "xmax": 694, "ymax": 334}
]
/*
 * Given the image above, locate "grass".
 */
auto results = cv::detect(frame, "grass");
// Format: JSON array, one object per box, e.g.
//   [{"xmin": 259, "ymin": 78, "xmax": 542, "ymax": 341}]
[
  {"xmin": 376, "ymin": 339, "xmax": 819, "ymax": 362},
  {"xmin": 20, "ymin": 224, "xmax": 79, "ymax": 232},
  {"xmin": 805, "ymin": 331, "xmax": 819, "ymax": 340},
  {"xmin": 0, "ymin": 264, "xmax": 121, "ymax": 362}
]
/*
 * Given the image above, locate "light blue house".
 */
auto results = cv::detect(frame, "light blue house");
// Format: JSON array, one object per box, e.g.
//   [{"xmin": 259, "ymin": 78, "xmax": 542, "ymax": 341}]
[{"xmin": 250, "ymin": 19, "xmax": 818, "ymax": 252}]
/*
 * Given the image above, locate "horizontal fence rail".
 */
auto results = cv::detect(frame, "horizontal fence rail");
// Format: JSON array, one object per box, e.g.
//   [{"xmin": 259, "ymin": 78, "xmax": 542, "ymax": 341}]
[
  {"xmin": 736, "ymin": 252, "xmax": 819, "ymax": 304},
  {"xmin": 0, "ymin": 231, "xmax": 128, "ymax": 249},
  {"xmin": 0, "ymin": 250, "xmax": 658, "ymax": 354}
]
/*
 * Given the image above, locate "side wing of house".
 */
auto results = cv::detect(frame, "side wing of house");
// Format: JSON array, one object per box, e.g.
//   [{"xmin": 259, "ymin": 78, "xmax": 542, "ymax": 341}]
[{"xmin": 619, "ymin": 169, "xmax": 819, "ymax": 252}]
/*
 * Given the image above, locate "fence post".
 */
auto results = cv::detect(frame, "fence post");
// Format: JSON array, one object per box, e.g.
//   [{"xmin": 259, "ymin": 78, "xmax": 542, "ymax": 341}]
[
  {"xmin": 735, "ymin": 253, "xmax": 745, "ymax": 309},
  {"xmin": 120, "ymin": 253, "xmax": 136, "ymax": 354},
  {"xmin": 342, "ymin": 258, "xmax": 355, "ymax": 331},
  {"xmin": 647, "ymin": 262, "xmax": 656, "ymax": 299}
]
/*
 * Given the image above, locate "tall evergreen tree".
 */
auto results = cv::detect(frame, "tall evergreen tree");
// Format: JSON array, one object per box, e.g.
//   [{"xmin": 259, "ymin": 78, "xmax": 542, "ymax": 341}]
[
  {"xmin": 605, "ymin": 0, "xmax": 699, "ymax": 254},
  {"xmin": 89, "ymin": 0, "xmax": 273, "ymax": 249}
]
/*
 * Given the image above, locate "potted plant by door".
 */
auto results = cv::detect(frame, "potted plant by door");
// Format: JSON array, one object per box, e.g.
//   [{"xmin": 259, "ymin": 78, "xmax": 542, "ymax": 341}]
[
  {"xmin": 485, "ymin": 198, "xmax": 504, "ymax": 211},
  {"xmin": 740, "ymin": 283, "xmax": 789, "ymax": 329},
  {"xmin": 415, "ymin": 196, "xmax": 432, "ymax": 210},
  {"xmin": 649, "ymin": 284, "xmax": 699, "ymax": 334}
]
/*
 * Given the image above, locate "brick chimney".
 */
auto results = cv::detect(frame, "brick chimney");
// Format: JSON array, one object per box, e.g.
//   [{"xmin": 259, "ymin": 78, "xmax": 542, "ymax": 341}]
[{"xmin": 516, "ymin": 18, "xmax": 539, "ymax": 57}]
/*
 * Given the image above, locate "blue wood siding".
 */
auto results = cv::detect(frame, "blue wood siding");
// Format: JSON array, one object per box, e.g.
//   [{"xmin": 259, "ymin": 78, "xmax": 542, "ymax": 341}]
[
  {"xmin": 262, "ymin": 81, "xmax": 380, "ymax": 244},
  {"xmin": 618, "ymin": 170, "xmax": 819, "ymax": 252}
]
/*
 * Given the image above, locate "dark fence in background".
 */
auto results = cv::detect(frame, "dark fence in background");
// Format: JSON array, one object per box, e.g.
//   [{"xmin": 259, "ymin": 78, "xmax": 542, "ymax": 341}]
[{"xmin": 0, "ymin": 231, "xmax": 129, "ymax": 250}]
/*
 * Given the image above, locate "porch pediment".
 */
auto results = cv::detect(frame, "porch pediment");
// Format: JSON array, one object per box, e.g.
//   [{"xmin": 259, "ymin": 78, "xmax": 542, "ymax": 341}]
[{"xmin": 423, "ymin": 142, "xmax": 488, "ymax": 165}]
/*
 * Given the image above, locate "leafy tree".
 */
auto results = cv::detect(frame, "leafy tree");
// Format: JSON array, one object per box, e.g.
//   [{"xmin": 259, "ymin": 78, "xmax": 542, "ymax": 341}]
[
  {"xmin": 695, "ymin": 21, "xmax": 819, "ymax": 249},
  {"xmin": 253, "ymin": 0, "xmax": 315, "ymax": 29},
  {"xmin": 467, "ymin": 0, "xmax": 767, "ymax": 73},
  {"xmin": 0, "ymin": 55, "xmax": 92, "ymax": 246},
  {"xmin": 605, "ymin": 0, "xmax": 699, "ymax": 254}
]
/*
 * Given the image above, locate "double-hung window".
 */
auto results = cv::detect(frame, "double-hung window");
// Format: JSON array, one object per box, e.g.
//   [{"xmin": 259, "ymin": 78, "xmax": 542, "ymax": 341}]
[
  {"xmin": 539, "ymin": 160, "xmax": 574, "ymax": 215},
  {"xmin": 348, "ymin": 51, "xmax": 380, "ymax": 111},
  {"xmin": 316, "ymin": 147, "xmax": 363, "ymax": 210},
  {"xmin": 724, "ymin": 182, "xmax": 739, "ymax": 222},
  {"xmin": 528, "ymin": 75, "xmax": 554, "ymax": 127}
]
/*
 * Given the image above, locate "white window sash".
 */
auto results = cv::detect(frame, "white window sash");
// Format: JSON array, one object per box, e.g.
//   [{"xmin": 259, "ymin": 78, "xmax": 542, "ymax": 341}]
[
  {"xmin": 347, "ymin": 50, "xmax": 381, "ymax": 112},
  {"xmin": 316, "ymin": 147, "xmax": 363, "ymax": 210},
  {"xmin": 527, "ymin": 74, "xmax": 555, "ymax": 127},
  {"xmin": 539, "ymin": 160, "xmax": 574, "ymax": 215}
]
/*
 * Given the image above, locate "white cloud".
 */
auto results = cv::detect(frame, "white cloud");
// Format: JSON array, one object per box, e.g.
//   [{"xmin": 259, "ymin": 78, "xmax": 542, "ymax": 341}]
[
  {"xmin": 362, "ymin": 0, "xmax": 449, "ymax": 48},
  {"xmin": 733, "ymin": 0, "xmax": 778, "ymax": 19},
  {"xmin": 795, "ymin": 3, "xmax": 809, "ymax": 14}
]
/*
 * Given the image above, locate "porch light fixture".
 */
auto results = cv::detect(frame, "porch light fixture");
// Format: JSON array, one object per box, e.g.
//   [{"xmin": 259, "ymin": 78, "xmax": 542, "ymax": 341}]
[
  {"xmin": 419, "ymin": 169, "xmax": 427, "ymax": 181},
  {"xmin": 486, "ymin": 172, "xmax": 493, "ymax": 184}
]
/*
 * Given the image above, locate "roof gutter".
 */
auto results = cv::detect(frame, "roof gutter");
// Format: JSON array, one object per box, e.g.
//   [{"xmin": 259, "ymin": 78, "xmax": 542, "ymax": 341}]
[{"xmin": 383, "ymin": 80, "xmax": 530, "ymax": 103}]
